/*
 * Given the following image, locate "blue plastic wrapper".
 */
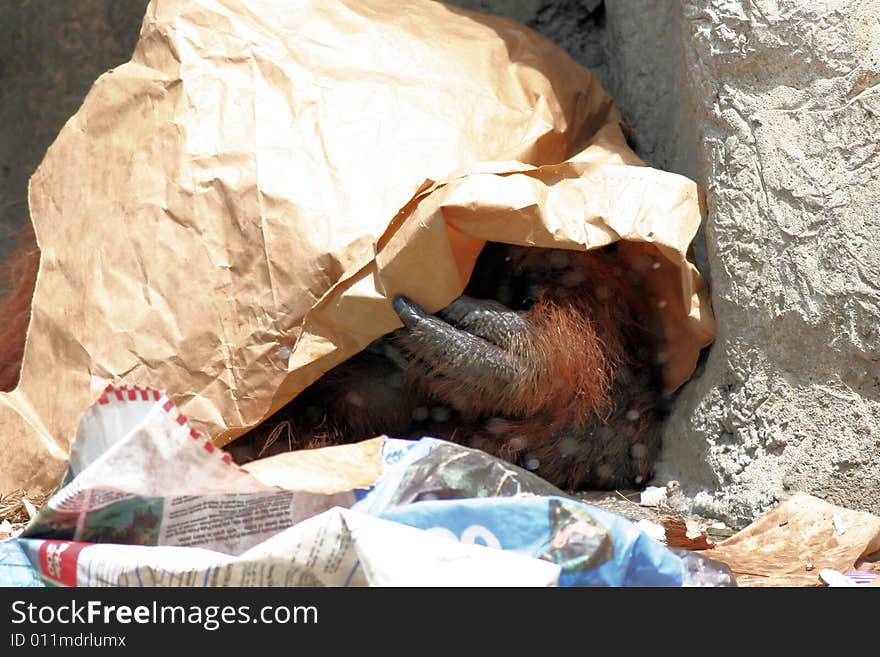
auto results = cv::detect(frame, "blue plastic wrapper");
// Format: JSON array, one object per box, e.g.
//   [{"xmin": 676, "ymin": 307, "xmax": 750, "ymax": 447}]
[
  {"xmin": 0, "ymin": 435, "xmax": 735, "ymax": 587},
  {"xmin": 379, "ymin": 496, "xmax": 686, "ymax": 586},
  {"xmin": 353, "ymin": 438, "xmax": 734, "ymax": 586}
]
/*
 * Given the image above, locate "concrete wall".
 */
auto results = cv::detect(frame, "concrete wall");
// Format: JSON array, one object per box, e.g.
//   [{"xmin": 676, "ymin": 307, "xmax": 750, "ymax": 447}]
[{"xmin": 461, "ymin": 0, "xmax": 880, "ymax": 524}]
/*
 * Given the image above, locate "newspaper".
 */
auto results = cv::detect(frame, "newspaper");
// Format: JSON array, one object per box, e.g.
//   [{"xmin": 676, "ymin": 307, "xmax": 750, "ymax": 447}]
[{"xmin": 1, "ymin": 385, "xmax": 734, "ymax": 587}]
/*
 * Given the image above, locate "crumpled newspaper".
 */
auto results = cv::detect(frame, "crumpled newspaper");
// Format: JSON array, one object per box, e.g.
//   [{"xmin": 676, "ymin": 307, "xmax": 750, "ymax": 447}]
[{"xmin": 0, "ymin": 385, "xmax": 734, "ymax": 587}]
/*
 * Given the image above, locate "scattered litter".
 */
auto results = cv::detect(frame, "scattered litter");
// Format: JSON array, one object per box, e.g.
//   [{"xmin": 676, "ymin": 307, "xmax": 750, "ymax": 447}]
[
  {"xmin": 819, "ymin": 569, "xmax": 854, "ymax": 587},
  {"xmin": 0, "ymin": 540, "xmax": 42, "ymax": 587},
  {"xmin": 661, "ymin": 516, "xmax": 713, "ymax": 551},
  {"xmin": 675, "ymin": 549, "xmax": 737, "ymax": 588},
  {"xmin": 21, "ymin": 498, "xmax": 37, "ymax": 521},
  {"xmin": 706, "ymin": 494, "xmax": 880, "ymax": 587},
  {"xmin": 5, "ymin": 387, "xmax": 879, "ymax": 588},
  {"xmin": 634, "ymin": 520, "xmax": 667, "ymax": 543},
  {"xmin": 0, "ymin": 0, "xmax": 714, "ymax": 505},
  {"xmin": 0, "ymin": 387, "xmax": 736, "ymax": 587},
  {"xmin": 832, "ymin": 512, "xmax": 847, "ymax": 536},
  {"xmin": 0, "ymin": 490, "xmax": 46, "ymax": 526},
  {"xmin": 5, "ymin": 385, "xmax": 879, "ymax": 588},
  {"xmin": 843, "ymin": 570, "xmax": 879, "ymax": 586},
  {"xmin": 639, "ymin": 486, "xmax": 668, "ymax": 507}
]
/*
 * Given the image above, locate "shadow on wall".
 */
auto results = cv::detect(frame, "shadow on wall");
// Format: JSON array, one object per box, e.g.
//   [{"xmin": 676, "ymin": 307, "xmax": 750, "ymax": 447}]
[{"xmin": 0, "ymin": 0, "xmax": 149, "ymax": 260}]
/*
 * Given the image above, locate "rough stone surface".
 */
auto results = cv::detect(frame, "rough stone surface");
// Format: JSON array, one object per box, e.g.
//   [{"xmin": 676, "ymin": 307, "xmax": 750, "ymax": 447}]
[
  {"xmin": 656, "ymin": 0, "xmax": 880, "ymax": 525},
  {"xmin": 468, "ymin": 0, "xmax": 880, "ymax": 525}
]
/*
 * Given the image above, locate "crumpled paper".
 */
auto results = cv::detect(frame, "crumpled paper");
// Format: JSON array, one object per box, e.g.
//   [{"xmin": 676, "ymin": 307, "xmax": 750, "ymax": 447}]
[
  {"xmin": 2, "ymin": 385, "xmax": 733, "ymax": 587},
  {"xmin": 707, "ymin": 493, "xmax": 880, "ymax": 587},
  {"xmin": 0, "ymin": 0, "xmax": 715, "ymax": 496}
]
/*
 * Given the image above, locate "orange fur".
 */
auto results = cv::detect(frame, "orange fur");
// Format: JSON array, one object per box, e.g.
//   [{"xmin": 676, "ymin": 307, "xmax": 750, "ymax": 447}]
[
  {"xmin": 462, "ymin": 248, "xmax": 665, "ymax": 488},
  {"xmin": 0, "ymin": 225, "xmax": 39, "ymax": 392},
  {"xmin": 0, "ymin": 223, "xmax": 664, "ymax": 490},
  {"xmin": 0, "ymin": 218, "xmax": 662, "ymax": 488},
  {"xmin": 233, "ymin": 244, "xmax": 667, "ymax": 491}
]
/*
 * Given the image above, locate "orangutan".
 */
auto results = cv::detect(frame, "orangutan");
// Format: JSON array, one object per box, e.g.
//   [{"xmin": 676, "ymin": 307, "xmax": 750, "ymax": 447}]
[
  {"xmin": 0, "ymin": 226, "xmax": 667, "ymax": 489},
  {"xmin": 230, "ymin": 242, "xmax": 669, "ymax": 490}
]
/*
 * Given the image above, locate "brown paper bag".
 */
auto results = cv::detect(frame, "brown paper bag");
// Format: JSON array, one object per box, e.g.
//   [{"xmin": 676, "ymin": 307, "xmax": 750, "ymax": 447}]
[
  {"xmin": 0, "ymin": 0, "xmax": 715, "ymax": 496},
  {"xmin": 707, "ymin": 493, "xmax": 880, "ymax": 586}
]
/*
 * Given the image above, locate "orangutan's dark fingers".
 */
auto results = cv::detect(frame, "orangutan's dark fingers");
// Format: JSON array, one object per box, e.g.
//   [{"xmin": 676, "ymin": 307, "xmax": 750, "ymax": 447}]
[
  {"xmin": 392, "ymin": 295, "xmax": 525, "ymax": 393},
  {"xmin": 435, "ymin": 295, "xmax": 530, "ymax": 349}
]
